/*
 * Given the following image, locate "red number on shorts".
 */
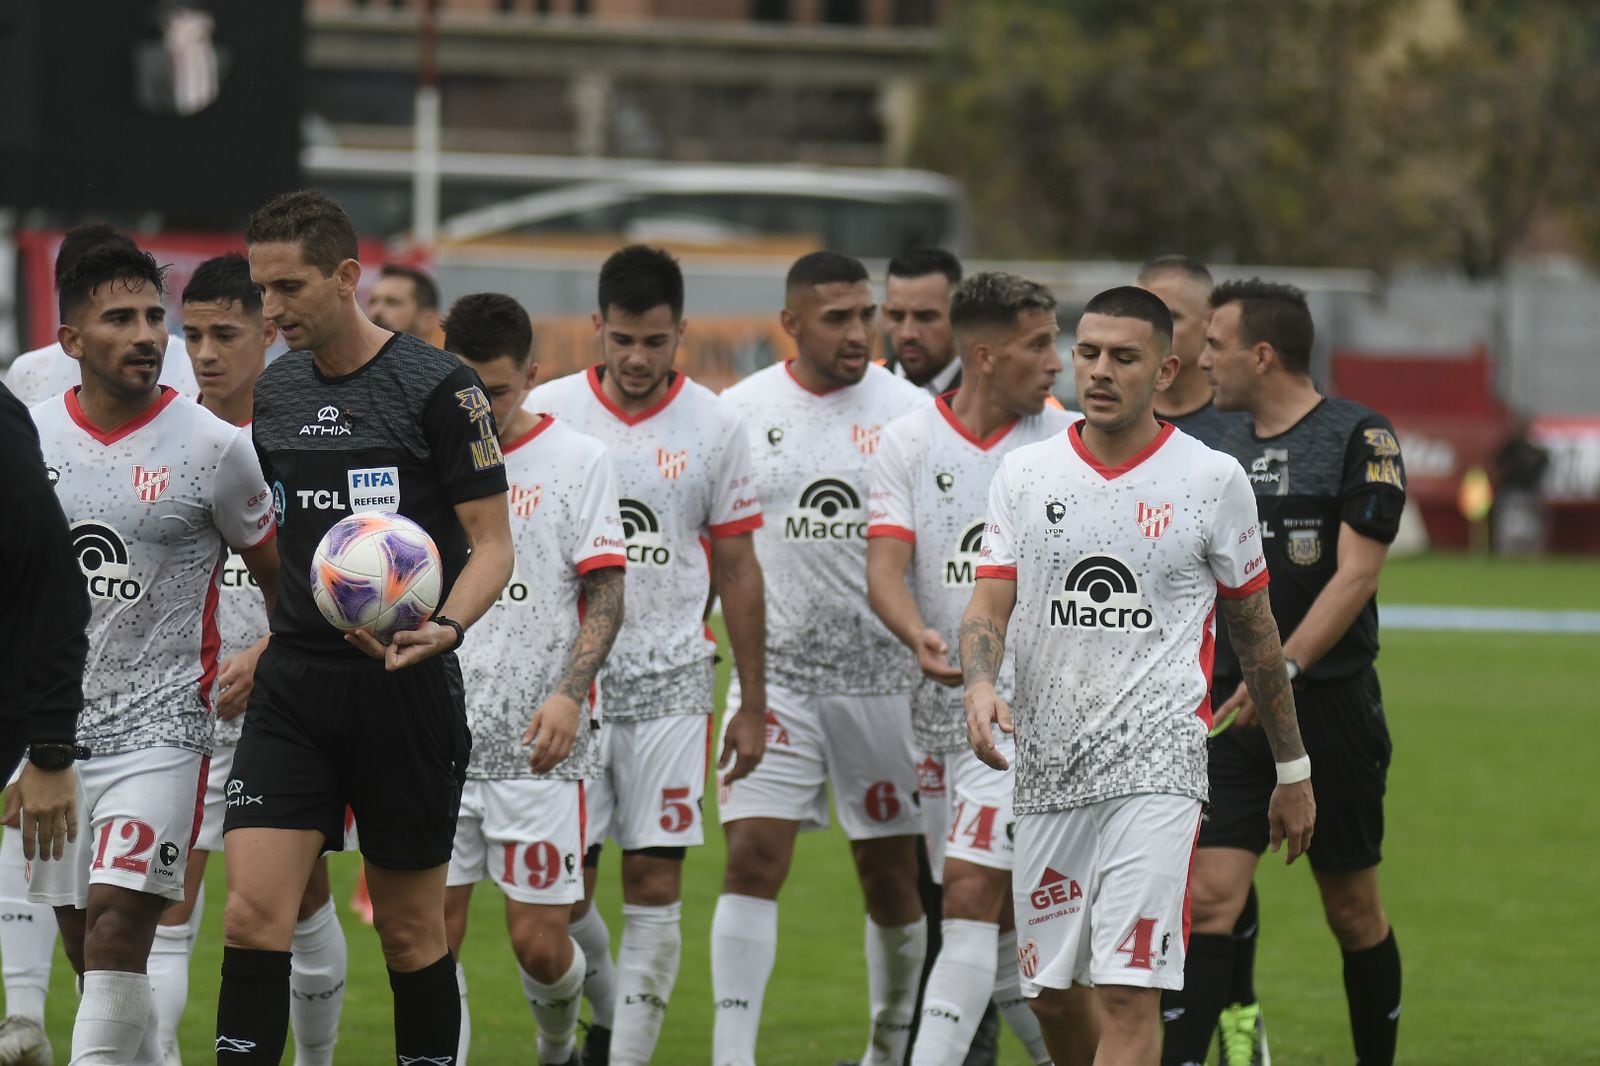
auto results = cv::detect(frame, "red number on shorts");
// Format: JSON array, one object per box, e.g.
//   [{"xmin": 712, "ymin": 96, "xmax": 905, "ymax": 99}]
[
  {"xmin": 865, "ymin": 781, "xmax": 901, "ymax": 823},
  {"xmin": 958, "ymin": 804, "xmax": 999, "ymax": 852},
  {"xmin": 1116, "ymin": 917, "xmax": 1159, "ymax": 970},
  {"xmin": 91, "ymin": 820, "xmax": 157, "ymax": 876},
  {"xmin": 500, "ymin": 842, "xmax": 562, "ymax": 890},
  {"xmin": 659, "ymin": 788, "xmax": 695, "ymax": 833}
]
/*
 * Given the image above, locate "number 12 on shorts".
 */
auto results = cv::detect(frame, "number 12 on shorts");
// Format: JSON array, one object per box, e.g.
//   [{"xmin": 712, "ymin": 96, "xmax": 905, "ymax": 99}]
[{"xmin": 92, "ymin": 819, "xmax": 158, "ymax": 875}]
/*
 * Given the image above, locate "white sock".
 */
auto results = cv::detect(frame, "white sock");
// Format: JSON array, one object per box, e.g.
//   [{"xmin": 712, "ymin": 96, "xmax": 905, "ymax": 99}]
[
  {"xmin": 520, "ymin": 942, "xmax": 586, "ymax": 1065},
  {"xmin": 289, "ymin": 898, "xmax": 347, "ymax": 1066},
  {"xmin": 611, "ymin": 903, "xmax": 682, "ymax": 1065},
  {"xmin": 70, "ymin": 969, "xmax": 152, "ymax": 1064},
  {"xmin": 0, "ymin": 826, "xmax": 56, "ymax": 1024},
  {"xmin": 995, "ymin": 927, "xmax": 1050, "ymax": 1065},
  {"xmin": 455, "ymin": 961, "xmax": 471, "ymax": 1066},
  {"xmin": 184, "ymin": 882, "xmax": 206, "ymax": 952},
  {"xmin": 568, "ymin": 904, "xmax": 617, "ymax": 1029},
  {"xmin": 136, "ymin": 988, "xmax": 166, "ymax": 1066},
  {"xmin": 860, "ymin": 916, "xmax": 928, "ymax": 1065},
  {"xmin": 710, "ymin": 894, "xmax": 777, "ymax": 1066},
  {"xmin": 146, "ymin": 921, "xmax": 193, "ymax": 1060},
  {"xmin": 909, "ymin": 919, "xmax": 999, "ymax": 1066}
]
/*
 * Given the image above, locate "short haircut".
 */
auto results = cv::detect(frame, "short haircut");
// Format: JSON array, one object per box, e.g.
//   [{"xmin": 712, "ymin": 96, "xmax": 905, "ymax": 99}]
[
  {"xmin": 58, "ymin": 243, "xmax": 167, "ymax": 322},
  {"xmin": 1081, "ymin": 285, "xmax": 1174, "ymax": 347},
  {"xmin": 443, "ymin": 293, "xmax": 534, "ymax": 367},
  {"xmin": 950, "ymin": 271, "xmax": 1057, "ymax": 338},
  {"xmin": 55, "ymin": 224, "xmax": 136, "ymax": 286},
  {"xmin": 1136, "ymin": 255, "xmax": 1213, "ymax": 290},
  {"xmin": 245, "ymin": 189, "xmax": 360, "ymax": 276},
  {"xmin": 887, "ymin": 247, "xmax": 963, "ymax": 285},
  {"xmin": 1209, "ymin": 278, "xmax": 1314, "ymax": 374},
  {"xmin": 183, "ymin": 253, "xmax": 262, "ymax": 314},
  {"xmin": 598, "ymin": 245, "xmax": 684, "ymax": 320},
  {"xmin": 786, "ymin": 250, "xmax": 869, "ymax": 295},
  {"xmin": 380, "ymin": 263, "xmax": 440, "ymax": 311}
]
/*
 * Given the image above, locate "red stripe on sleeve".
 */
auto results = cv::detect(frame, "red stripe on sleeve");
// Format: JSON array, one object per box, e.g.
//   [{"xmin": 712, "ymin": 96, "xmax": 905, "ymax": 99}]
[
  {"xmin": 974, "ymin": 565, "xmax": 1017, "ymax": 581},
  {"xmin": 866, "ymin": 524, "xmax": 916, "ymax": 544}
]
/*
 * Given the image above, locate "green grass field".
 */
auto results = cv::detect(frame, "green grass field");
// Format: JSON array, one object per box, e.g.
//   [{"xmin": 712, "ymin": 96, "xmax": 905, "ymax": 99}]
[{"xmin": 22, "ymin": 553, "xmax": 1600, "ymax": 1063}]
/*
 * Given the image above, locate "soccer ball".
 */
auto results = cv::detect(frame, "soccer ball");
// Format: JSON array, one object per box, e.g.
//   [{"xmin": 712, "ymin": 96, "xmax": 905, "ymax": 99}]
[{"xmin": 310, "ymin": 512, "xmax": 443, "ymax": 643}]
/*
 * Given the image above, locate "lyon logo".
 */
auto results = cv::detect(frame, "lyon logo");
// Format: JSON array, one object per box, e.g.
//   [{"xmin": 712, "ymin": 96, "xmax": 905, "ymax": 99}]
[
  {"xmin": 509, "ymin": 483, "xmax": 542, "ymax": 518},
  {"xmin": 132, "ymin": 465, "xmax": 171, "ymax": 503},
  {"xmin": 1136, "ymin": 501, "xmax": 1173, "ymax": 540},
  {"xmin": 657, "ymin": 448, "xmax": 688, "ymax": 481},
  {"xmin": 851, "ymin": 423, "xmax": 882, "ymax": 456}
]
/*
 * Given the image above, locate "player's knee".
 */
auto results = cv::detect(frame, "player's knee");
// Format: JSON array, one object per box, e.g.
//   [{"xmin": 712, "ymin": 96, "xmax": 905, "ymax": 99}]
[
  {"xmin": 84, "ymin": 903, "xmax": 160, "ymax": 971},
  {"xmin": 721, "ymin": 825, "xmax": 791, "ymax": 898},
  {"xmin": 1186, "ymin": 860, "xmax": 1248, "ymax": 930},
  {"xmin": 513, "ymin": 929, "xmax": 573, "ymax": 984},
  {"xmin": 372, "ymin": 907, "xmax": 445, "ymax": 970},
  {"xmin": 223, "ymin": 891, "xmax": 295, "ymax": 951},
  {"xmin": 939, "ymin": 866, "xmax": 1007, "ymax": 922},
  {"xmin": 1322, "ymin": 893, "xmax": 1387, "ymax": 951}
]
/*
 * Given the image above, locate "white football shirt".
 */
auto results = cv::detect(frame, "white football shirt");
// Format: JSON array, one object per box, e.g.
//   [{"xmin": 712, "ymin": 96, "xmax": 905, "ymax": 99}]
[
  {"xmin": 461, "ymin": 416, "xmax": 625, "ymax": 779},
  {"xmin": 720, "ymin": 361, "xmax": 929, "ymax": 695},
  {"xmin": 5, "ymin": 335, "xmax": 196, "ymax": 407},
  {"xmin": 32, "ymin": 387, "xmax": 275, "ymax": 757},
  {"xmin": 869, "ymin": 396, "xmax": 1074, "ymax": 753},
  {"xmin": 211, "ymin": 419, "xmax": 270, "ymax": 748},
  {"xmin": 977, "ymin": 422, "xmax": 1268, "ymax": 813},
  {"xmin": 526, "ymin": 367, "xmax": 761, "ymax": 720}
]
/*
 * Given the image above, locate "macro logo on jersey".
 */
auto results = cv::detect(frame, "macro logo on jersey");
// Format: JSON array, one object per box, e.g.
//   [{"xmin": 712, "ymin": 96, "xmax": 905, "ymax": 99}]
[
  {"xmin": 944, "ymin": 521, "xmax": 988, "ymax": 587},
  {"xmin": 509, "ymin": 483, "xmax": 542, "ymax": 518},
  {"xmin": 619, "ymin": 498, "xmax": 671, "ymax": 566},
  {"xmin": 456, "ymin": 386, "xmax": 505, "ymax": 472},
  {"xmin": 1249, "ymin": 447, "xmax": 1290, "ymax": 495},
  {"xmin": 70, "ymin": 521, "xmax": 142, "ymax": 602},
  {"xmin": 1136, "ymin": 501, "xmax": 1173, "ymax": 541},
  {"xmin": 851, "ymin": 423, "xmax": 882, "ymax": 456},
  {"xmin": 131, "ymin": 464, "xmax": 171, "ymax": 503},
  {"xmin": 496, "ymin": 561, "xmax": 532, "ymax": 605},
  {"xmin": 1048, "ymin": 554, "xmax": 1154, "ymax": 631},
  {"xmin": 784, "ymin": 478, "xmax": 866, "ymax": 541},
  {"xmin": 657, "ymin": 447, "xmax": 688, "ymax": 481},
  {"xmin": 220, "ymin": 550, "xmax": 259, "ymax": 592},
  {"xmin": 299, "ymin": 404, "xmax": 351, "ymax": 437}
]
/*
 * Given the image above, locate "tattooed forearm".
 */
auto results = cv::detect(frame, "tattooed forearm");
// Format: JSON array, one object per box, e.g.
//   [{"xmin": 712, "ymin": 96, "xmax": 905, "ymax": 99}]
[
  {"xmin": 959, "ymin": 616, "xmax": 1006, "ymax": 689},
  {"xmin": 556, "ymin": 567, "xmax": 625, "ymax": 705},
  {"xmin": 1221, "ymin": 588, "xmax": 1307, "ymax": 761}
]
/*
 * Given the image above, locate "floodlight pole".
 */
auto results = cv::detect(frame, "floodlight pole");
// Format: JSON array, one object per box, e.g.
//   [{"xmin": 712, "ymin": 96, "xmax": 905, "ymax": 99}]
[{"xmin": 412, "ymin": 0, "xmax": 441, "ymax": 249}]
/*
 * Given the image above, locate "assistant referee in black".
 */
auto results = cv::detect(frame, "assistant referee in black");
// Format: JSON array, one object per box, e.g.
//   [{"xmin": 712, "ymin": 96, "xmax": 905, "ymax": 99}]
[{"xmin": 216, "ymin": 191, "xmax": 513, "ymax": 1064}]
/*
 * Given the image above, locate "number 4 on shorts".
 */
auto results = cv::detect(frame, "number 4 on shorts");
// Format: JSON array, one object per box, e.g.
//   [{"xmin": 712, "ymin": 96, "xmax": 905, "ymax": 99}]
[{"xmin": 1116, "ymin": 917, "xmax": 1159, "ymax": 970}]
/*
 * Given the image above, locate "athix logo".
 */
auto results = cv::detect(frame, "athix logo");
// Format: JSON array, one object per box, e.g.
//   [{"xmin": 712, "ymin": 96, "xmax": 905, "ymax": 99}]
[
  {"xmin": 1136, "ymin": 501, "xmax": 1173, "ymax": 540},
  {"xmin": 784, "ymin": 478, "xmax": 866, "ymax": 541},
  {"xmin": 225, "ymin": 779, "xmax": 263, "ymax": 809},
  {"xmin": 944, "ymin": 520, "xmax": 987, "ymax": 587},
  {"xmin": 1049, "ymin": 555, "xmax": 1154, "ymax": 631},
  {"xmin": 71, "ymin": 521, "xmax": 142, "ymax": 602},
  {"xmin": 619, "ymin": 498, "xmax": 671, "ymax": 566},
  {"xmin": 299, "ymin": 405, "xmax": 351, "ymax": 437},
  {"xmin": 851, "ymin": 423, "xmax": 882, "ymax": 455},
  {"xmin": 1249, "ymin": 447, "xmax": 1290, "ymax": 495},
  {"xmin": 657, "ymin": 447, "xmax": 688, "ymax": 481},
  {"xmin": 131, "ymin": 464, "xmax": 171, "ymax": 503}
]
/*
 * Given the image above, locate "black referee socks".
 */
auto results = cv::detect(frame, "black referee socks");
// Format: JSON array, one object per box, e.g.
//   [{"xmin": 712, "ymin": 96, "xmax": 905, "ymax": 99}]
[
  {"xmin": 390, "ymin": 952, "xmax": 462, "ymax": 1064},
  {"xmin": 1343, "ymin": 928, "xmax": 1401, "ymax": 1066},
  {"xmin": 216, "ymin": 946, "xmax": 292, "ymax": 1063}
]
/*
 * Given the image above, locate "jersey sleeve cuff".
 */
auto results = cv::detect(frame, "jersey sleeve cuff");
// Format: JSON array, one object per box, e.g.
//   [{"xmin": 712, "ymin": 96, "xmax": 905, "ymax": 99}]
[
  {"xmin": 576, "ymin": 554, "xmax": 626, "ymax": 575},
  {"xmin": 708, "ymin": 513, "xmax": 764, "ymax": 538},
  {"xmin": 444, "ymin": 470, "xmax": 512, "ymax": 505},
  {"xmin": 975, "ymin": 564, "xmax": 1017, "ymax": 581},
  {"xmin": 236, "ymin": 524, "xmax": 278, "ymax": 552},
  {"xmin": 867, "ymin": 523, "xmax": 915, "ymax": 543},
  {"xmin": 1217, "ymin": 568, "xmax": 1270, "ymax": 599}
]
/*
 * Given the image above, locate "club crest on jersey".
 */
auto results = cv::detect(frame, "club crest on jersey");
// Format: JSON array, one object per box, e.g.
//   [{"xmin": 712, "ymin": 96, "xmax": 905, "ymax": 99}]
[
  {"xmin": 46, "ymin": 466, "xmax": 60, "ymax": 486},
  {"xmin": 916, "ymin": 755, "xmax": 946, "ymax": 796},
  {"xmin": 1018, "ymin": 938, "xmax": 1040, "ymax": 979},
  {"xmin": 619, "ymin": 498, "xmax": 671, "ymax": 565},
  {"xmin": 1136, "ymin": 501, "xmax": 1173, "ymax": 540},
  {"xmin": 131, "ymin": 465, "xmax": 171, "ymax": 503},
  {"xmin": 851, "ymin": 423, "xmax": 882, "ymax": 456},
  {"xmin": 766, "ymin": 427, "xmax": 784, "ymax": 448},
  {"xmin": 785, "ymin": 478, "xmax": 866, "ymax": 541},
  {"xmin": 1049, "ymin": 554, "xmax": 1153, "ymax": 631},
  {"xmin": 935, "ymin": 472, "xmax": 955, "ymax": 494},
  {"xmin": 509, "ymin": 483, "xmax": 542, "ymax": 518},
  {"xmin": 657, "ymin": 448, "xmax": 688, "ymax": 481},
  {"xmin": 944, "ymin": 521, "xmax": 987, "ymax": 586},
  {"xmin": 70, "ymin": 521, "xmax": 142, "ymax": 602},
  {"xmin": 300, "ymin": 405, "xmax": 351, "ymax": 437},
  {"xmin": 1045, "ymin": 501, "xmax": 1067, "ymax": 525},
  {"xmin": 1287, "ymin": 529, "xmax": 1323, "ymax": 566}
]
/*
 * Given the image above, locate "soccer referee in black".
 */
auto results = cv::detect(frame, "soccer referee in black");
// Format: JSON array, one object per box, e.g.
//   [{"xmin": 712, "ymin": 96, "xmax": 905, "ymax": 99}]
[
  {"xmin": 216, "ymin": 191, "xmax": 513, "ymax": 1064},
  {"xmin": 1161, "ymin": 279, "xmax": 1406, "ymax": 1066}
]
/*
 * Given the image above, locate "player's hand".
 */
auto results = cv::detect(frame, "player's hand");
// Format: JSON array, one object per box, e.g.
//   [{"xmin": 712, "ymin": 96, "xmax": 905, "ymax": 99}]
[
  {"xmin": 15, "ymin": 763, "xmax": 77, "ymax": 862},
  {"xmin": 718, "ymin": 700, "xmax": 767, "ymax": 786},
  {"xmin": 965, "ymin": 683, "xmax": 1014, "ymax": 771},
  {"xmin": 215, "ymin": 639, "xmax": 267, "ymax": 721},
  {"xmin": 1215, "ymin": 680, "xmax": 1258, "ymax": 730},
  {"xmin": 916, "ymin": 628, "xmax": 963, "ymax": 688},
  {"xmin": 346, "ymin": 621, "xmax": 458, "ymax": 670},
  {"xmin": 1267, "ymin": 779, "xmax": 1316, "ymax": 864},
  {"xmin": 523, "ymin": 693, "xmax": 582, "ymax": 774}
]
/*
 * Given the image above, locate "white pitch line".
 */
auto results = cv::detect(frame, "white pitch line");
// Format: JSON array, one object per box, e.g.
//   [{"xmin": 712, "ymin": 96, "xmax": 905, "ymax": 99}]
[{"xmin": 1383, "ymin": 604, "xmax": 1600, "ymax": 635}]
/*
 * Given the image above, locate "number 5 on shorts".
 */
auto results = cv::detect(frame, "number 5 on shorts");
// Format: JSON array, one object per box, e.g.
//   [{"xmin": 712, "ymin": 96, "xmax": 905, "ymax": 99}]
[{"xmin": 659, "ymin": 787, "xmax": 695, "ymax": 833}]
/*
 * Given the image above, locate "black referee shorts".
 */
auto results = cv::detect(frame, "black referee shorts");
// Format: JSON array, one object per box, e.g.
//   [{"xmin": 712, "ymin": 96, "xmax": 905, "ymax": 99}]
[
  {"xmin": 224, "ymin": 640, "xmax": 471, "ymax": 871},
  {"xmin": 1200, "ymin": 666, "xmax": 1392, "ymax": 872}
]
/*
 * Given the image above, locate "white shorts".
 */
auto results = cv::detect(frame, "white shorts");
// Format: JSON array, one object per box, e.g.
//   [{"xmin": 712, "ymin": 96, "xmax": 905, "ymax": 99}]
[
  {"xmin": 719, "ymin": 681, "xmax": 921, "ymax": 842},
  {"xmin": 193, "ymin": 743, "xmax": 236, "ymax": 854},
  {"xmin": 588, "ymin": 715, "xmax": 710, "ymax": 852},
  {"xmin": 916, "ymin": 752, "xmax": 953, "ymax": 886},
  {"xmin": 447, "ymin": 778, "xmax": 586, "ymax": 905},
  {"xmin": 1012, "ymin": 794, "xmax": 1201, "ymax": 994},
  {"xmin": 944, "ymin": 738, "xmax": 1019, "ymax": 874},
  {"xmin": 28, "ymin": 747, "xmax": 207, "ymax": 908}
]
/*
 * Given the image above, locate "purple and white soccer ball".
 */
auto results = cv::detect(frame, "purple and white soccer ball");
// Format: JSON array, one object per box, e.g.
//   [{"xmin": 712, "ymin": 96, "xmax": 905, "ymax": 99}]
[{"xmin": 310, "ymin": 512, "xmax": 443, "ymax": 643}]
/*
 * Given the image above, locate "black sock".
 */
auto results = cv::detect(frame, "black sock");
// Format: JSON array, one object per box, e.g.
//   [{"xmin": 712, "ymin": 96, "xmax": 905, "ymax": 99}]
[
  {"xmin": 390, "ymin": 953, "xmax": 461, "ymax": 1064},
  {"xmin": 1228, "ymin": 882, "xmax": 1261, "ymax": 1007},
  {"xmin": 905, "ymin": 837, "xmax": 942, "ymax": 1061},
  {"xmin": 1159, "ymin": 932, "xmax": 1234, "ymax": 1066},
  {"xmin": 215, "ymin": 946, "xmax": 292, "ymax": 1064},
  {"xmin": 1343, "ymin": 928, "xmax": 1401, "ymax": 1066}
]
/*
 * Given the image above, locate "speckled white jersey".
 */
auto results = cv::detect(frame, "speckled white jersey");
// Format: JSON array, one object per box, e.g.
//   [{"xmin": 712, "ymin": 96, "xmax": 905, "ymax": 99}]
[
  {"xmin": 721, "ymin": 362, "xmax": 929, "ymax": 695},
  {"xmin": 977, "ymin": 422, "xmax": 1268, "ymax": 814},
  {"xmin": 5, "ymin": 335, "xmax": 196, "ymax": 407},
  {"xmin": 868, "ymin": 397, "xmax": 1074, "ymax": 753},
  {"xmin": 31, "ymin": 387, "xmax": 275, "ymax": 757},
  {"xmin": 525, "ymin": 368, "xmax": 759, "ymax": 720},
  {"xmin": 212, "ymin": 422, "xmax": 271, "ymax": 748},
  {"xmin": 461, "ymin": 416, "xmax": 626, "ymax": 778}
]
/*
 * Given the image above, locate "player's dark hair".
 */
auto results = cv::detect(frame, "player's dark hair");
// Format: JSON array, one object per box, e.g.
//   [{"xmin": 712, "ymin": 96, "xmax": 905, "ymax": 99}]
[
  {"xmin": 950, "ymin": 271, "xmax": 1057, "ymax": 337},
  {"xmin": 1210, "ymin": 277, "xmax": 1315, "ymax": 374},
  {"xmin": 58, "ymin": 243, "xmax": 167, "ymax": 322},
  {"xmin": 887, "ymin": 247, "xmax": 963, "ymax": 285},
  {"xmin": 245, "ymin": 189, "xmax": 360, "ymax": 276},
  {"xmin": 786, "ymin": 250, "xmax": 869, "ymax": 294},
  {"xmin": 55, "ymin": 224, "xmax": 137, "ymax": 286},
  {"xmin": 1136, "ymin": 255, "xmax": 1213, "ymax": 290},
  {"xmin": 443, "ymin": 292, "xmax": 534, "ymax": 367},
  {"xmin": 183, "ymin": 253, "xmax": 262, "ymax": 314},
  {"xmin": 380, "ymin": 263, "xmax": 440, "ymax": 311},
  {"xmin": 598, "ymin": 245, "xmax": 684, "ymax": 320},
  {"xmin": 1081, "ymin": 285, "xmax": 1174, "ymax": 348}
]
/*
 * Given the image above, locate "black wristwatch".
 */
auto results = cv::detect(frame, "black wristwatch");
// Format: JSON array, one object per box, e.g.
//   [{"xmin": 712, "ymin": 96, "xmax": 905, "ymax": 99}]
[
  {"xmin": 432, "ymin": 614, "xmax": 465, "ymax": 651},
  {"xmin": 26, "ymin": 743, "xmax": 90, "ymax": 771}
]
